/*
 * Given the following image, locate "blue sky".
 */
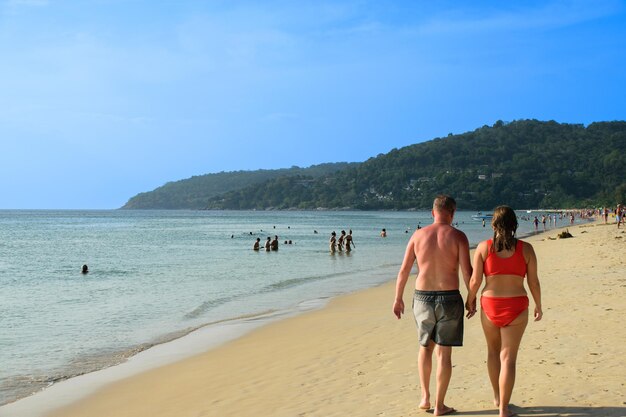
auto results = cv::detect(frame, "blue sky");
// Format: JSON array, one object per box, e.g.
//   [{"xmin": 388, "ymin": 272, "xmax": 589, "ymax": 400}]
[{"xmin": 1, "ymin": 0, "xmax": 625, "ymax": 209}]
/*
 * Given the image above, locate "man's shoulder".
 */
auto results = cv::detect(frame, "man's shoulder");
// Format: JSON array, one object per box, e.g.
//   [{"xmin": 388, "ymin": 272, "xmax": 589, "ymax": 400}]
[
  {"xmin": 442, "ymin": 225, "xmax": 469, "ymax": 244},
  {"xmin": 451, "ymin": 226, "xmax": 469, "ymax": 238},
  {"xmin": 411, "ymin": 225, "xmax": 431, "ymax": 240}
]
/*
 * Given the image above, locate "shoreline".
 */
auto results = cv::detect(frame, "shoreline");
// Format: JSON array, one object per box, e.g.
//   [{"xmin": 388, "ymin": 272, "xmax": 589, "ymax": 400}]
[
  {"xmin": 1, "ymin": 217, "xmax": 606, "ymax": 417},
  {"xmin": 0, "ymin": 208, "xmax": 418, "ymax": 408},
  {"xmin": 0, "ymin": 296, "xmax": 337, "ymax": 417}
]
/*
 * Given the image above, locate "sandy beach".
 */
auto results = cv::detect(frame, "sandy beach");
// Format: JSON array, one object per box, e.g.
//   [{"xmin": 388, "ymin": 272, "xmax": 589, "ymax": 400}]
[{"xmin": 13, "ymin": 221, "xmax": 626, "ymax": 416}]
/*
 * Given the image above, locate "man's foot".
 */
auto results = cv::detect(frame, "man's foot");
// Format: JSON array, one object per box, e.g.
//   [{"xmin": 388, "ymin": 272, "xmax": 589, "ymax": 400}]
[{"xmin": 434, "ymin": 406, "xmax": 456, "ymax": 416}]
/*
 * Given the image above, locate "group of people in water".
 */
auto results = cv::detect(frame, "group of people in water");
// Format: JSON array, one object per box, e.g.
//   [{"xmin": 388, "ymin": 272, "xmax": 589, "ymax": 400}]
[
  {"xmin": 253, "ymin": 235, "xmax": 288, "ymax": 251},
  {"xmin": 250, "ymin": 229, "xmax": 357, "ymax": 253},
  {"xmin": 394, "ymin": 195, "xmax": 542, "ymax": 417},
  {"xmin": 329, "ymin": 229, "xmax": 355, "ymax": 253}
]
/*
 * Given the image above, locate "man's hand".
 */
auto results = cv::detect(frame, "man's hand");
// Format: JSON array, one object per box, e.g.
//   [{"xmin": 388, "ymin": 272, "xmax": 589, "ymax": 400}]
[{"xmin": 393, "ymin": 299, "xmax": 405, "ymax": 319}]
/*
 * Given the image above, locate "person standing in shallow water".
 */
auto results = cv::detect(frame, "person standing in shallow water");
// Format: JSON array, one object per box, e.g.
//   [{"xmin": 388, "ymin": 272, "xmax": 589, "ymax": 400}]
[
  {"xmin": 393, "ymin": 195, "xmax": 472, "ymax": 416},
  {"xmin": 329, "ymin": 231, "xmax": 337, "ymax": 253},
  {"xmin": 338, "ymin": 230, "xmax": 346, "ymax": 251},
  {"xmin": 253, "ymin": 238, "xmax": 260, "ymax": 251},
  {"xmin": 345, "ymin": 229, "xmax": 354, "ymax": 252},
  {"xmin": 466, "ymin": 206, "xmax": 543, "ymax": 417}
]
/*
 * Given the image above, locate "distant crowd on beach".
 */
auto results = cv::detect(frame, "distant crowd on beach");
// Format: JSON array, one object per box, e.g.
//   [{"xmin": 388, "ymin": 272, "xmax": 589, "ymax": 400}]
[
  {"xmin": 599, "ymin": 204, "xmax": 624, "ymax": 228},
  {"xmin": 518, "ymin": 209, "xmax": 598, "ymax": 231},
  {"xmin": 548, "ymin": 206, "xmax": 624, "ymax": 229}
]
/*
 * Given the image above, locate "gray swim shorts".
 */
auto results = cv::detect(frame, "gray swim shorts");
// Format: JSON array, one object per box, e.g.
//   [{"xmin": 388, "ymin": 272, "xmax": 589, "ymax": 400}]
[{"xmin": 412, "ymin": 290, "xmax": 464, "ymax": 347}]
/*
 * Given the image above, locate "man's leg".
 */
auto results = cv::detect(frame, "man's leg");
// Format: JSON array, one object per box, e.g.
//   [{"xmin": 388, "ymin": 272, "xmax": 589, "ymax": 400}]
[
  {"xmin": 418, "ymin": 340, "xmax": 435, "ymax": 409},
  {"xmin": 433, "ymin": 344, "xmax": 454, "ymax": 415}
]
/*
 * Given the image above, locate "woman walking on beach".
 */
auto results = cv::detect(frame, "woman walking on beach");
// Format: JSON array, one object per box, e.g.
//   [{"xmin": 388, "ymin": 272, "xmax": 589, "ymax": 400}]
[{"xmin": 466, "ymin": 206, "xmax": 543, "ymax": 417}]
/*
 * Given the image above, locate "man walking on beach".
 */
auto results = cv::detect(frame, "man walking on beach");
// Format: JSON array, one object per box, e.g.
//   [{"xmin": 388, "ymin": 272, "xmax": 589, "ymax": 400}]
[{"xmin": 393, "ymin": 195, "xmax": 472, "ymax": 416}]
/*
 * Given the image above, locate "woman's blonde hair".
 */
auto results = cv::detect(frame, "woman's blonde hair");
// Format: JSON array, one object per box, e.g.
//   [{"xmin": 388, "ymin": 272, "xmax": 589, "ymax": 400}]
[{"xmin": 491, "ymin": 205, "xmax": 518, "ymax": 252}]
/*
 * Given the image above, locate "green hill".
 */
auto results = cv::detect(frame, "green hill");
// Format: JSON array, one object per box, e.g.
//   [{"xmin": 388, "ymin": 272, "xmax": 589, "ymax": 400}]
[
  {"xmin": 204, "ymin": 120, "xmax": 626, "ymax": 210},
  {"xmin": 121, "ymin": 163, "xmax": 357, "ymax": 209}
]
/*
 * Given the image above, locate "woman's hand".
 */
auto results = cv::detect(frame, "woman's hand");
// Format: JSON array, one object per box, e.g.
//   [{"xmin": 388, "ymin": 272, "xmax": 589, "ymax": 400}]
[
  {"xmin": 465, "ymin": 296, "xmax": 477, "ymax": 319},
  {"xmin": 534, "ymin": 306, "xmax": 543, "ymax": 321}
]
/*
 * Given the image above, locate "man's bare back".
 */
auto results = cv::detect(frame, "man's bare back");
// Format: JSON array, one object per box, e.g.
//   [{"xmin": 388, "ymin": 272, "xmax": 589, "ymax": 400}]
[
  {"xmin": 394, "ymin": 202, "xmax": 472, "ymax": 319},
  {"xmin": 412, "ymin": 223, "xmax": 469, "ymax": 291}
]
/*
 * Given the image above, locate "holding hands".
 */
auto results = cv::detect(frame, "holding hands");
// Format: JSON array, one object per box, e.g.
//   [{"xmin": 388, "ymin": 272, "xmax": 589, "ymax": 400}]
[{"xmin": 465, "ymin": 296, "xmax": 477, "ymax": 319}]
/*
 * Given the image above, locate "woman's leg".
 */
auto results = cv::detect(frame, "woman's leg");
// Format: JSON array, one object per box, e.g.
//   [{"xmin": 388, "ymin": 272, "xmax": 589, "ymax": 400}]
[
  {"xmin": 480, "ymin": 310, "xmax": 502, "ymax": 406},
  {"xmin": 498, "ymin": 310, "xmax": 528, "ymax": 417}
]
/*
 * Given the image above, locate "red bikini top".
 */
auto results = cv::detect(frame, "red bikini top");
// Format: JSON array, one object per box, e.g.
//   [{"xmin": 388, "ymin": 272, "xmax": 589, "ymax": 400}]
[{"xmin": 483, "ymin": 239, "xmax": 527, "ymax": 278}]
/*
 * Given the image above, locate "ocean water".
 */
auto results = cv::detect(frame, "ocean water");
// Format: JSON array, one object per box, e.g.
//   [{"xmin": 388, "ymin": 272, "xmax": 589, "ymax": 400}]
[{"xmin": 0, "ymin": 209, "xmax": 580, "ymax": 405}]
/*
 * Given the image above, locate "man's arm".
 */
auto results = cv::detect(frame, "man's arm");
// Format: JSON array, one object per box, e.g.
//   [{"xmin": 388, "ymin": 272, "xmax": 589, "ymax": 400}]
[
  {"xmin": 466, "ymin": 242, "xmax": 486, "ymax": 319},
  {"xmin": 457, "ymin": 232, "xmax": 473, "ymax": 291},
  {"xmin": 393, "ymin": 237, "xmax": 416, "ymax": 319}
]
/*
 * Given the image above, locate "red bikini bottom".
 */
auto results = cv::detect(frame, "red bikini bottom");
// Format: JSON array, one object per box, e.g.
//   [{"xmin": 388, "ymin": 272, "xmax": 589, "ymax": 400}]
[{"xmin": 481, "ymin": 296, "xmax": 529, "ymax": 327}]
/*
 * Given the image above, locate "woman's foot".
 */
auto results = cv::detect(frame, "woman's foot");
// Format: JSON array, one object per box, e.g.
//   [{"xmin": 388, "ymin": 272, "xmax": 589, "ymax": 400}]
[{"xmin": 499, "ymin": 405, "xmax": 517, "ymax": 417}]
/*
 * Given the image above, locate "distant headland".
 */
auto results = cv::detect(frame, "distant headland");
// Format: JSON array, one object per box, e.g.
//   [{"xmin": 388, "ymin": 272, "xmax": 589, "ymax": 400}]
[{"xmin": 121, "ymin": 120, "xmax": 626, "ymax": 211}]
